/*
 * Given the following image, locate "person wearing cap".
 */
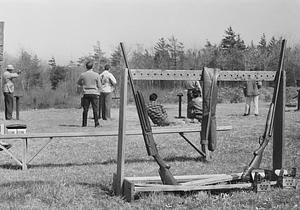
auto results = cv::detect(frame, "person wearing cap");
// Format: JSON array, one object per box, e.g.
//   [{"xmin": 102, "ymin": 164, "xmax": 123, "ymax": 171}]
[
  {"xmin": 77, "ymin": 61, "xmax": 101, "ymax": 127},
  {"xmin": 3, "ymin": 64, "xmax": 21, "ymax": 120},
  {"xmin": 99, "ymin": 64, "xmax": 117, "ymax": 120}
]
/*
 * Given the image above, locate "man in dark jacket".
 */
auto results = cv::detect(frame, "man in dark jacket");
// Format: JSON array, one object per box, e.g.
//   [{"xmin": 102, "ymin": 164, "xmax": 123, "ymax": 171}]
[{"xmin": 77, "ymin": 61, "xmax": 101, "ymax": 127}]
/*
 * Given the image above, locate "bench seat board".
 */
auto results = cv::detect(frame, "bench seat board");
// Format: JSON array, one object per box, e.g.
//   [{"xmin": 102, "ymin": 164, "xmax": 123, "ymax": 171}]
[{"xmin": 0, "ymin": 125, "xmax": 232, "ymax": 139}]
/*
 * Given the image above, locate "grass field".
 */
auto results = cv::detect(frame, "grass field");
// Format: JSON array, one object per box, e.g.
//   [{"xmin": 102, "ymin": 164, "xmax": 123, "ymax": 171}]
[{"xmin": 0, "ymin": 102, "xmax": 299, "ymax": 209}]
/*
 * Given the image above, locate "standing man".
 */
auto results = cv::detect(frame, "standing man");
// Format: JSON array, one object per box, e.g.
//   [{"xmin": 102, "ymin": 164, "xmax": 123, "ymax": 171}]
[
  {"xmin": 77, "ymin": 61, "xmax": 101, "ymax": 127},
  {"xmin": 3, "ymin": 64, "xmax": 20, "ymax": 120},
  {"xmin": 243, "ymin": 79, "xmax": 262, "ymax": 116},
  {"xmin": 99, "ymin": 64, "xmax": 117, "ymax": 120}
]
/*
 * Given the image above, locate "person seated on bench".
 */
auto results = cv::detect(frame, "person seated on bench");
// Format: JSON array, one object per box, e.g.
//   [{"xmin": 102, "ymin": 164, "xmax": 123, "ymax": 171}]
[
  {"xmin": 146, "ymin": 93, "xmax": 171, "ymax": 127},
  {"xmin": 188, "ymin": 89, "xmax": 202, "ymax": 123}
]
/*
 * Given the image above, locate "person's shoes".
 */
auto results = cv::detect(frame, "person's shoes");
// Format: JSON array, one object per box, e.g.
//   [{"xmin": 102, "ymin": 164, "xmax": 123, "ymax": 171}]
[
  {"xmin": 254, "ymin": 114, "xmax": 259, "ymax": 116},
  {"xmin": 0, "ymin": 143, "xmax": 12, "ymax": 151},
  {"xmin": 95, "ymin": 124, "xmax": 102, "ymax": 128},
  {"xmin": 243, "ymin": 113, "xmax": 249, "ymax": 116}
]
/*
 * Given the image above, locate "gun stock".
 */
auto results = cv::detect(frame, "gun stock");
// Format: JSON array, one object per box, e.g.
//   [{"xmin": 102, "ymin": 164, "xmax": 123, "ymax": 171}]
[
  {"xmin": 120, "ymin": 42, "xmax": 178, "ymax": 185},
  {"xmin": 242, "ymin": 39, "xmax": 286, "ymax": 180}
]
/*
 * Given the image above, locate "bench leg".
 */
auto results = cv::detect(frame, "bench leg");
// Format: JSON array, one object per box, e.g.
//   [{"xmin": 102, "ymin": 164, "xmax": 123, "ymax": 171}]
[
  {"xmin": 22, "ymin": 138, "xmax": 28, "ymax": 170},
  {"xmin": 179, "ymin": 132, "xmax": 206, "ymax": 157},
  {"xmin": 0, "ymin": 144, "xmax": 23, "ymax": 166}
]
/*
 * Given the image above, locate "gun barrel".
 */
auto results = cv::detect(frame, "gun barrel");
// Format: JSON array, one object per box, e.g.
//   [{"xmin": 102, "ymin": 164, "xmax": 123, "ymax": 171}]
[
  {"xmin": 120, "ymin": 42, "xmax": 177, "ymax": 185},
  {"xmin": 242, "ymin": 39, "xmax": 286, "ymax": 180}
]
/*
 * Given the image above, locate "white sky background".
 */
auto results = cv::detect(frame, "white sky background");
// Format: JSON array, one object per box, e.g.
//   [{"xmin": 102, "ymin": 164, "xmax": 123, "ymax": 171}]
[{"xmin": 1, "ymin": 0, "xmax": 300, "ymax": 65}]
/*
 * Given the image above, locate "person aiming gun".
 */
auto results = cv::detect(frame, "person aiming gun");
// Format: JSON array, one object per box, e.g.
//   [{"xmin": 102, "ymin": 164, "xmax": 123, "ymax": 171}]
[{"xmin": 3, "ymin": 64, "xmax": 21, "ymax": 120}]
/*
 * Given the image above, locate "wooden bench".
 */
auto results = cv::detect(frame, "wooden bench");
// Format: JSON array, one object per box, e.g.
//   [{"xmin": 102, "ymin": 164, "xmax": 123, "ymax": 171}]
[{"xmin": 0, "ymin": 125, "xmax": 232, "ymax": 170}]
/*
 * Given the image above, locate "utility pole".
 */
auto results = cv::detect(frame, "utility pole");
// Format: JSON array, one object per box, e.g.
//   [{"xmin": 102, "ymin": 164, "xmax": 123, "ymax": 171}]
[{"xmin": 0, "ymin": 22, "xmax": 4, "ymax": 109}]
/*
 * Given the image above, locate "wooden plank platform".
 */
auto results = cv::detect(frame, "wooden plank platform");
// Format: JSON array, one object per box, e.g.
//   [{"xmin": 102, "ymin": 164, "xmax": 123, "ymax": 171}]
[{"xmin": 118, "ymin": 173, "xmax": 252, "ymax": 202}]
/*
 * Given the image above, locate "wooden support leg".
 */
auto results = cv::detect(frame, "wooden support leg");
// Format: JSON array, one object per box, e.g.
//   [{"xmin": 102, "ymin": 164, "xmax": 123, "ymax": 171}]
[
  {"xmin": 115, "ymin": 68, "xmax": 128, "ymax": 195},
  {"xmin": 201, "ymin": 140, "xmax": 210, "ymax": 161},
  {"xmin": 27, "ymin": 137, "xmax": 53, "ymax": 164},
  {"xmin": 179, "ymin": 132, "xmax": 206, "ymax": 157},
  {"xmin": 273, "ymin": 71, "xmax": 286, "ymax": 170},
  {"xmin": 123, "ymin": 179, "xmax": 135, "ymax": 202},
  {"xmin": 22, "ymin": 138, "xmax": 28, "ymax": 170},
  {"xmin": 0, "ymin": 144, "xmax": 23, "ymax": 166}
]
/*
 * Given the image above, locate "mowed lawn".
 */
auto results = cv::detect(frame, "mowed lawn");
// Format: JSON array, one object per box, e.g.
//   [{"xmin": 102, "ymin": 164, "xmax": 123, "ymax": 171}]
[{"xmin": 0, "ymin": 102, "xmax": 299, "ymax": 209}]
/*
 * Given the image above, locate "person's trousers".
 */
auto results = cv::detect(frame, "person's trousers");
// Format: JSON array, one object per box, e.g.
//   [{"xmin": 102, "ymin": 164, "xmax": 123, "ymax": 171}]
[
  {"xmin": 100, "ymin": 92, "xmax": 112, "ymax": 120},
  {"xmin": 4, "ymin": 92, "xmax": 14, "ymax": 120},
  {"xmin": 187, "ymin": 89, "xmax": 199, "ymax": 119},
  {"xmin": 244, "ymin": 95, "xmax": 259, "ymax": 115},
  {"xmin": 82, "ymin": 94, "xmax": 100, "ymax": 127}
]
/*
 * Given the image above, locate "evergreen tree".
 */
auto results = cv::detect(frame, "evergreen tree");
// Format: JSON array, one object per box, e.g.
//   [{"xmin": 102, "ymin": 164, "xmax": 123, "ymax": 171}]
[
  {"xmin": 93, "ymin": 41, "xmax": 109, "ymax": 72},
  {"xmin": 219, "ymin": 26, "xmax": 246, "ymax": 70},
  {"xmin": 201, "ymin": 41, "xmax": 218, "ymax": 68},
  {"xmin": 16, "ymin": 50, "xmax": 43, "ymax": 91},
  {"xmin": 220, "ymin": 26, "xmax": 236, "ymax": 49},
  {"xmin": 49, "ymin": 66, "xmax": 68, "ymax": 90},
  {"xmin": 153, "ymin": 38, "xmax": 170, "ymax": 69},
  {"xmin": 236, "ymin": 34, "xmax": 246, "ymax": 50},
  {"xmin": 110, "ymin": 46, "xmax": 122, "ymax": 68},
  {"xmin": 258, "ymin": 33, "xmax": 267, "ymax": 52},
  {"xmin": 130, "ymin": 46, "xmax": 154, "ymax": 69},
  {"xmin": 167, "ymin": 35, "xmax": 184, "ymax": 69}
]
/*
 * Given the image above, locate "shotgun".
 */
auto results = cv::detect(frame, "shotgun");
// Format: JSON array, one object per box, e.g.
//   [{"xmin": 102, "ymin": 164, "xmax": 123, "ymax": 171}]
[
  {"xmin": 242, "ymin": 39, "xmax": 286, "ymax": 180},
  {"xmin": 120, "ymin": 42, "xmax": 178, "ymax": 185}
]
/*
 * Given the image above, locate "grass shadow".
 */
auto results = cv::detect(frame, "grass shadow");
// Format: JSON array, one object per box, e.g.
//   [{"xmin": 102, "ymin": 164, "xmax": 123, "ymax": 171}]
[
  {"xmin": 0, "ymin": 180, "xmax": 53, "ymax": 188},
  {"xmin": 77, "ymin": 182, "xmax": 114, "ymax": 196},
  {"xmin": 59, "ymin": 124, "xmax": 81, "ymax": 127},
  {"xmin": 0, "ymin": 155, "xmax": 206, "ymax": 170},
  {"xmin": 0, "ymin": 180, "xmax": 113, "ymax": 196}
]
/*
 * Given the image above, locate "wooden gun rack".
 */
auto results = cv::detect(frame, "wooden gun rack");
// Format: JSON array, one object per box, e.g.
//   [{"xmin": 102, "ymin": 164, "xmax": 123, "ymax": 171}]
[{"xmin": 113, "ymin": 67, "xmax": 286, "ymax": 201}]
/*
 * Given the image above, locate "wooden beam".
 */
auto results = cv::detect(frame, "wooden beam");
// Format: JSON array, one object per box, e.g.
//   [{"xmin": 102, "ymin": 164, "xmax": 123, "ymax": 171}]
[
  {"xmin": 0, "ymin": 125, "xmax": 232, "ymax": 140},
  {"xmin": 131, "ymin": 69, "xmax": 276, "ymax": 81},
  {"xmin": 115, "ymin": 67, "xmax": 128, "ymax": 195},
  {"xmin": 180, "ymin": 173, "xmax": 241, "ymax": 186},
  {"xmin": 133, "ymin": 182, "xmax": 252, "ymax": 192},
  {"xmin": 125, "ymin": 173, "xmax": 236, "ymax": 183},
  {"xmin": 0, "ymin": 22, "xmax": 4, "ymax": 108},
  {"xmin": 273, "ymin": 71, "xmax": 286, "ymax": 170}
]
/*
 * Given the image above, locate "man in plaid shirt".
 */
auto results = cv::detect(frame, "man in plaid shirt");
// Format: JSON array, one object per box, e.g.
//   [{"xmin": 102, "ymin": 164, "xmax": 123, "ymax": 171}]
[{"xmin": 146, "ymin": 93, "xmax": 170, "ymax": 126}]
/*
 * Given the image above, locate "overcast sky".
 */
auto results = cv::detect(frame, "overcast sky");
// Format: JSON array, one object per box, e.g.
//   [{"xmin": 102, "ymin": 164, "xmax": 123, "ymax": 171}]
[{"xmin": 1, "ymin": 0, "xmax": 300, "ymax": 65}]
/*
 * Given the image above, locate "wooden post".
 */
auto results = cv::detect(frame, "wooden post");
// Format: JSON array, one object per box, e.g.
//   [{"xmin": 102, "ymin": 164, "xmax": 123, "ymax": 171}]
[
  {"xmin": 15, "ymin": 96, "xmax": 21, "ymax": 120},
  {"xmin": 175, "ymin": 93, "xmax": 184, "ymax": 118},
  {"xmin": 22, "ymin": 138, "xmax": 28, "ymax": 170},
  {"xmin": 273, "ymin": 71, "xmax": 286, "ymax": 170},
  {"xmin": 297, "ymin": 89, "xmax": 300, "ymax": 111},
  {"xmin": 0, "ymin": 22, "xmax": 4, "ymax": 109},
  {"xmin": 115, "ymin": 68, "xmax": 128, "ymax": 195}
]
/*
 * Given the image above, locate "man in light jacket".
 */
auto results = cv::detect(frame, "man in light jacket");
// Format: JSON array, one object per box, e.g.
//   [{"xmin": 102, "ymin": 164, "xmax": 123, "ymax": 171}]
[
  {"xmin": 243, "ymin": 79, "xmax": 262, "ymax": 116},
  {"xmin": 99, "ymin": 64, "xmax": 117, "ymax": 120}
]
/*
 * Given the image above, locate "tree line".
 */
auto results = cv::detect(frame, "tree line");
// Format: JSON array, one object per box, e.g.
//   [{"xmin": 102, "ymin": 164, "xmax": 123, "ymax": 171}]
[{"xmin": 3, "ymin": 26, "xmax": 300, "ymax": 104}]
